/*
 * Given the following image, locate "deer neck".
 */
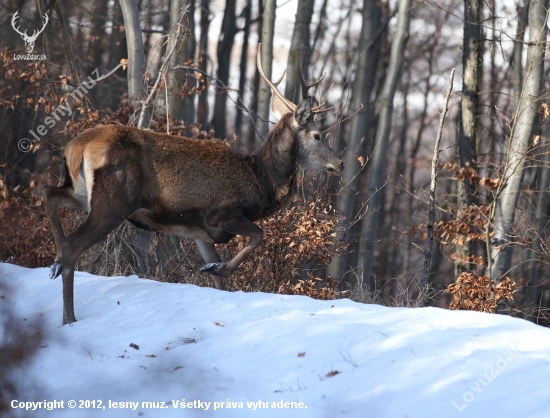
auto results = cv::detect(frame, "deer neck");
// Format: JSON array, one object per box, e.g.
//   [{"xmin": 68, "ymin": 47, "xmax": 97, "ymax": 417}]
[{"xmin": 251, "ymin": 114, "xmax": 299, "ymax": 209}]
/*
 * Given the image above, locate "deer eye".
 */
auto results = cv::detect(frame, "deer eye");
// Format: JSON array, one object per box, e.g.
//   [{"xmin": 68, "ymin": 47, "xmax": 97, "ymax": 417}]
[{"xmin": 313, "ymin": 133, "xmax": 321, "ymax": 141}]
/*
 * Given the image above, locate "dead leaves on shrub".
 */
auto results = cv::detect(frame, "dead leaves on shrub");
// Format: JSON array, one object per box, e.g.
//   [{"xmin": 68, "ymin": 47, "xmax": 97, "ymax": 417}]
[
  {"xmin": 445, "ymin": 273, "xmax": 517, "ymax": 313},
  {"xmin": 226, "ymin": 198, "xmax": 345, "ymax": 299}
]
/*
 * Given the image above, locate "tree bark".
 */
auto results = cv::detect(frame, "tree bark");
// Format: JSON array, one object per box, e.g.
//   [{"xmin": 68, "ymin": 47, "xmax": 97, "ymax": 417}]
[
  {"xmin": 236, "ymin": 0, "xmax": 252, "ymax": 144},
  {"xmin": 119, "ymin": 0, "xmax": 148, "ymax": 275},
  {"xmin": 490, "ymin": 0, "xmax": 549, "ymax": 281},
  {"xmin": 169, "ymin": 0, "xmax": 196, "ymax": 131},
  {"xmin": 210, "ymin": 0, "xmax": 238, "ymax": 139},
  {"xmin": 455, "ymin": 0, "xmax": 482, "ymax": 277},
  {"xmin": 53, "ymin": 0, "xmax": 82, "ymax": 84},
  {"xmin": 284, "ymin": 0, "xmax": 315, "ymax": 104},
  {"xmin": 357, "ymin": 0, "xmax": 412, "ymax": 286},
  {"xmin": 119, "ymin": 0, "xmax": 145, "ymax": 105},
  {"xmin": 526, "ymin": 121, "xmax": 550, "ymax": 309},
  {"xmin": 512, "ymin": 0, "xmax": 531, "ymax": 107},
  {"xmin": 197, "ymin": 0, "xmax": 211, "ymax": 129},
  {"xmin": 256, "ymin": 0, "xmax": 276, "ymax": 142},
  {"xmin": 107, "ymin": 1, "xmax": 127, "ymax": 111},
  {"xmin": 328, "ymin": 0, "xmax": 380, "ymax": 282}
]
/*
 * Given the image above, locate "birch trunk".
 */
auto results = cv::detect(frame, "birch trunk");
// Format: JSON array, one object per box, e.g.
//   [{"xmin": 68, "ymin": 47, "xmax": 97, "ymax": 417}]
[
  {"xmin": 490, "ymin": 0, "xmax": 549, "ymax": 281},
  {"xmin": 512, "ymin": 0, "xmax": 531, "ymax": 107}
]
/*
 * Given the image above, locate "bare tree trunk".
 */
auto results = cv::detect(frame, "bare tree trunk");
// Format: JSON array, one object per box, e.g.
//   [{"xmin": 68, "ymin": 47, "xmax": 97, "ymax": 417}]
[
  {"xmin": 311, "ymin": 0, "xmax": 328, "ymax": 54},
  {"xmin": 210, "ymin": 0, "xmax": 237, "ymax": 139},
  {"xmin": 119, "ymin": 0, "xmax": 148, "ymax": 275},
  {"xmin": 88, "ymin": 0, "xmax": 107, "ymax": 69},
  {"xmin": 53, "ymin": 0, "xmax": 82, "ymax": 84},
  {"xmin": 119, "ymin": 0, "xmax": 145, "ymax": 105},
  {"xmin": 488, "ymin": 0, "xmax": 497, "ymax": 162},
  {"xmin": 284, "ymin": 0, "xmax": 314, "ymax": 104},
  {"xmin": 512, "ymin": 0, "xmax": 530, "ymax": 107},
  {"xmin": 244, "ymin": 0, "xmax": 264, "ymax": 150},
  {"xmin": 526, "ymin": 120, "xmax": 550, "ymax": 309},
  {"xmin": 357, "ymin": 0, "xmax": 412, "ymax": 286},
  {"xmin": 107, "ymin": 2, "xmax": 127, "ymax": 110},
  {"xmin": 386, "ymin": 82, "xmax": 408, "ymax": 286},
  {"xmin": 490, "ymin": 0, "xmax": 549, "ymax": 281},
  {"xmin": 88, "ymin": 0, "xmax": 108, "ymax": 106},
  {"xmin": 236, "ymin": 0, "xmax": 252, "ymax": 144},
  {"xmin": 169, "ymin": 0, "xmax": 196, "ymax": 131},
  {"xmin": 197, "ymin": 0, "xmax": 210, "ymax": 129},
  {"xmin": 328, "ymin": 0, "xmax": 380, "ymax": 282},
  {"xmin": 256, "ymin": 0, "xmax": 276, "ymax": 142},
  {"xmin": 455, "ymin": 0, "xmax": 482, "ymax": 277}
]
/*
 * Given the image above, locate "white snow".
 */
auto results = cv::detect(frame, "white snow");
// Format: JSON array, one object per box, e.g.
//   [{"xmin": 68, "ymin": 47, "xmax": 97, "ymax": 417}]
[{"xmin": 2, "ymin": 262, "xmax": 550, "ymax": 417}]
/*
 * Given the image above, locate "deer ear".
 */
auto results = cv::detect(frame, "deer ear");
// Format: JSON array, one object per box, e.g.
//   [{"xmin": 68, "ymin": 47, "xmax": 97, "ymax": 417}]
[
  {"xmin": 294, "ymin": 96, "xmax": 314, "ymax": 127},
  {"xmin": 271, "ymin": 93, "xmax": 294, "ymax": 119}
]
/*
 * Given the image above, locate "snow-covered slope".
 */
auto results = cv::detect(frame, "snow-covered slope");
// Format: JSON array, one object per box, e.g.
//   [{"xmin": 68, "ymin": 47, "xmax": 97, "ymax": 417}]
[{"xmin": 1, "ymin": 263, "xmax": 550, "ymax": 417}]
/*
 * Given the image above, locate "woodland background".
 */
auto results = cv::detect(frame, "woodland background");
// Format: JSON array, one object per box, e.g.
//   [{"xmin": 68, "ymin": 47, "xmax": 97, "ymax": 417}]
[{"xmin": 0, "ymin": 0, "xmax": 549, "ymax": 323}]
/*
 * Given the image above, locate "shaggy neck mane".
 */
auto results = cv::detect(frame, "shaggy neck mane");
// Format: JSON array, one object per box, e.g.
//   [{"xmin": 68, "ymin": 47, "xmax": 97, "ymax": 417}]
[
  {"xmin": 246, "ymin": 113, "xmax": 299, "ymax": 213},
  {"xmin": 252, "ymin": 113, "xmax": 297, "ymax": 182}
]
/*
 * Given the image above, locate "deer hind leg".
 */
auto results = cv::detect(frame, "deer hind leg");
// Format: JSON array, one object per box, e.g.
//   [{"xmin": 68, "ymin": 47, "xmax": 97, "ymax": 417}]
[
  {"xmin": 43, "ymin": 179, "xmax": 86, "ymax": 280},
  {"xmin": 200, "ymin": 212, "xmax": 263, "ymax": 279},
  {"xmin": 58, "ymin": 170, "xmax": 138, "ymax": 325},
  {"xmin": 60, "ymin": 210, "xmax": 130, "ymax": 324},
  {"xmin": 194, "ymin": 240, "xmax": 224, "ymax": 290}
]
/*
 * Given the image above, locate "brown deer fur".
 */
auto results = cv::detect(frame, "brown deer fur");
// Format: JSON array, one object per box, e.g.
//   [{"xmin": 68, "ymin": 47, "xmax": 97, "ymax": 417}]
[{"xmin": 43, "ymin": 45, "xmax": 343, "ymax": 324}]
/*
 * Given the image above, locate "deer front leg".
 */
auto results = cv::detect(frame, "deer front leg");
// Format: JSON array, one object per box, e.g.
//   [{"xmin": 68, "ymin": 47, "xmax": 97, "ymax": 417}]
[
  {"xmin": 199, "ymin": 213, "xmax": 263, "ymax": 279},
  {"xmin": 195, "ymin": 239, "xmax": 224, "ymax": 290}
]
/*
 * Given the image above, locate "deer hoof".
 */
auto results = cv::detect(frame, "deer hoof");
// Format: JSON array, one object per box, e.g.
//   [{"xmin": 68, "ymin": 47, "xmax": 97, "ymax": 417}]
[
  {"xmin": 49, "ymin": 263, "xmax": 63, "ymax": 280},
  {"xmin": 200, "ymin": 262, "xmax": 226, "ymax": 276}
]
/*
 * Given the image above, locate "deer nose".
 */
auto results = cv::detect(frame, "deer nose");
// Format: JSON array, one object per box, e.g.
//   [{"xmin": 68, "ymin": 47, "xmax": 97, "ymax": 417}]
[{"xmin": 340, "ymin": 161, "xmax": 345, "ymax": 170}]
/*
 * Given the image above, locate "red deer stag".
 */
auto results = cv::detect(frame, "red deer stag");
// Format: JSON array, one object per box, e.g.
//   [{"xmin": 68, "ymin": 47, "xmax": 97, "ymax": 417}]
[{"xmin": 43, "ymin": 44, "xmax": 343, "ymax": 325}]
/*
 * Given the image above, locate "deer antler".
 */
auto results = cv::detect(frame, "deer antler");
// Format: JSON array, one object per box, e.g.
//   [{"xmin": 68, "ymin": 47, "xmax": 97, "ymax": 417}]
[
  {"xmin": 11, "ymin": 11, "xmax": 26, "ymax": 37},
  {"xmin": 298, "ymin": 46, "xmax": 332, "ymax": 114},
  {"xmin": 11, "ymin": 11, "xmax": 48, "ymax": 41},
  {"xmin": 256, "ymin": 43, "xmax": 296, "ymax": 112},
  {"xmin": 31, "ymin": 13, "xmax": 49, "ymax": 40},
  {"xmin": 298, "ymin": 46, "xmax": 325, "ymax": 100}
]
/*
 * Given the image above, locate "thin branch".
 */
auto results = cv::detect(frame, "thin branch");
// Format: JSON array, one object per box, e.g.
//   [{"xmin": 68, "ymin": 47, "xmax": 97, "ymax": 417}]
[
  {"xmin": 170, "ymin": 65, "xmax": 268, "ymax": 138},
  {"xmin": 420, "ymin": 68, "xmax": 455, "ymax": 306}
]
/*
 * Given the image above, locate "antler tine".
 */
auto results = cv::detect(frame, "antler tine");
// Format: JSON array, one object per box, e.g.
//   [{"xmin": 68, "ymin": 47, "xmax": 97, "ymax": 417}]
[
  {"xmin": 31, "ymin": 14, "xmax": 48, "ymax": 39},
  {"xmin": 298, "ymin": 45, "xmax": 326, "ymax": 99},
  {"xmin": 256, "ymin": 43, "xmax": 296, "ymax": 111},
  {"xmin": 11, "ymin": 11, "xmax": 25, "ymax": 36},
  {"xmin": 273, "ymin": 69, "xmax": 285, "ymax": 87}
]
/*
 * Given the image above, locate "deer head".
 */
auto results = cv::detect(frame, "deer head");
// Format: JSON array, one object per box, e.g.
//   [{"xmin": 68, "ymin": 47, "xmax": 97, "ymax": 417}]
[
  {"xmin": 256, "ymin": 44, "xmax": 342, "ymax": 175},
  {"xmin": 12, "ymin": 11, "xmax": 49, "ymax": 54}
]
